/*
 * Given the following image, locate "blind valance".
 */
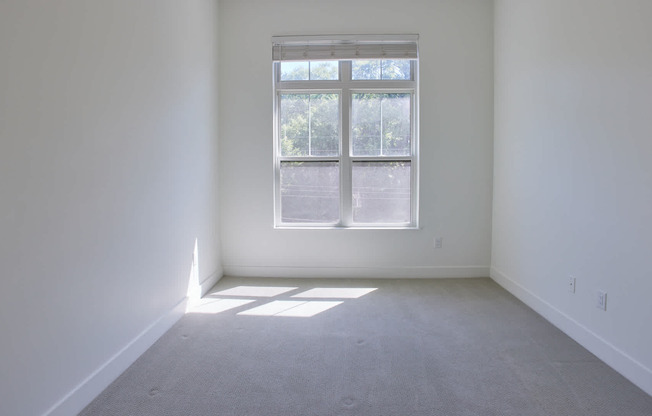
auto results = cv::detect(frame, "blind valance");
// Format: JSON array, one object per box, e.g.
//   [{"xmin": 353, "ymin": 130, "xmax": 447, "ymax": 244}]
[{"xmin": 272, "ymin": 34, "xmax": 418, "ymax": 62}]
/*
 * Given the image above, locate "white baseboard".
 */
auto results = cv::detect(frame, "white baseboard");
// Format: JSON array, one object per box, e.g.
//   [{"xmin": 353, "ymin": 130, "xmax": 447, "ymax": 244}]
[
  {"xmin": 490, "ymin": 266, "xmax": 652, "ymax": 396},
  {"xmin": 223, "ymin": 265, "xmax": 490, "ymax": 279},
  {"xmin": 199, "ymin": 268, "xmax": 223, "ymax": 296},
  {"xmin": 44, "ymin": 298, "xmax": 188, "ymax": 416}
]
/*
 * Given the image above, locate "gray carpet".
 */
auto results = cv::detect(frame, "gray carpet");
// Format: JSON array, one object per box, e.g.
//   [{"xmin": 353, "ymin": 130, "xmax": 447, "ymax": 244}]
[{"xmin": 80, "ymin": 277, "xmax": 652, "ymax": 415}]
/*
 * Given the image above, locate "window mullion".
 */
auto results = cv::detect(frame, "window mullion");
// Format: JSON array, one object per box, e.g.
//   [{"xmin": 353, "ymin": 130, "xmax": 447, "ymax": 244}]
[
  {"xmin": 308, "ymin": 95, "xmax": 312, "ymax": 156},
  {"xmin": 340, "ymin": 61, "xmax": 353, "ymax": 227},
  {"xmin": 379, "ymin": 95, "xmax": 384, "ymax": 156},
  {"xmin": 273, "ymin": 63, "xmax": 282, "ymax": 226}
]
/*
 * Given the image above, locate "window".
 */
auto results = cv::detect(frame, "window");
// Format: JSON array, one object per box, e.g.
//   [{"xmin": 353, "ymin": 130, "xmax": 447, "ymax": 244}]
[{"xmin": 273, "ymin": 35, "xmax": 419, "ymax": 228}]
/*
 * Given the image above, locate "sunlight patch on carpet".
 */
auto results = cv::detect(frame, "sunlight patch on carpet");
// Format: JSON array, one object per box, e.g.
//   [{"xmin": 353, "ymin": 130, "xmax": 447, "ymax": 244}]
[
  {"xmin": 291, "ymin": 287, "xmax": 377, "ymax": 299},
  {"xmin": 213, "ymin": 286, "xmax": 297, "ymax": 297}
]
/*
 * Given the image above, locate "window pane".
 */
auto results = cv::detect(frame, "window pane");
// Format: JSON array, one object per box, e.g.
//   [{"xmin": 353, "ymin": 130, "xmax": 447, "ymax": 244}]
[
  {"xmin": 381, "ymin": 93, "xmax": 411, "ymax": 155},
  {"xmin": 280, "ymin": 94, "xmax": 339, "ymax": 157},
  {"xmin": 352, "ymin": 161, "xmax": 411, "ymax": 223},
  {"xmin": 351, "ymin": 93, "xmax": 411, "ymax": 156},
  {"xmin": 381, "ymin": 60, "xmax": 411, "ymax": 80},
  {"xmin": 309, "ymin": 94, "xmax": 339, "ymax": 156},
  {"xmin": 280, "ymin": 61, "xmax": 339, "ymax": 81},
  {"xmin": 352, "ymin": 60, "xmax": 381, "ymax": 80},
  {"xmin": 281, "ymin": 61, "xmax": 309, "ymax": 80},
  {"xmin": 309, "ymin": 61, "xmax": 338, "ymax": 80},
  {"xmin": 352, "ymin": 60, "xmax": 411, "ymax": 80},
  {"xmin": 280, "ymin": 162, "xmax": 339, "ymax": 223},
  {"xmin": 280, "ymin": 94, "xmax": 309, "ymax": 156},
  {"xmin": 351, "ymin": 93, "xmax": 381, "ymax": 155}
]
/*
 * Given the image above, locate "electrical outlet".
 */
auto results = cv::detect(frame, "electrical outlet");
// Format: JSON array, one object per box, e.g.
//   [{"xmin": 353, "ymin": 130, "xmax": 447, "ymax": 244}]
[
  {"xmin": 568, "ymin": 276, "xmax": 576, "ymax": 293},
  {"xmin": 434, "ymin": 237, "xmax": 442, "ymax": 249},
  {"xmin": 596, "ymin": 291, "xmax": 607, "ymax": 311}
]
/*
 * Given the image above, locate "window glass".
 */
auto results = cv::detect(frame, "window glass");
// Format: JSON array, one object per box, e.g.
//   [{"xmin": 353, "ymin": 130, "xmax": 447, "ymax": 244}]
[
  {"xmin": 281, "ymin": 61, "xmax": 339, "ymax": 81},
  {"xmin": 352, "ymin": 60, "xmax": 381, "ymax": 80},
  {"xmin": 352, "ymin": 60, "xmax": 411, "ymax": 80},
  {"xmin": 281, "ymin": 62, "xmax": 309, "ymax": 80},
  {"xmin": 280, "ymin": 94, "xmax": 309, "ymax": 155},
  {"xmin": 309, "ymin": 93, "xmax": 340, "ymax": 155},
  {"xmin": 280, "ymin": 162, "xmax": 340, "ymax": 223},
  {"xmin": 280, "ymin": 93, "xmax": 339, "ymax": 157},
  {"xmin": 381, "ymin": 60, "xmax": 411, "ymax": 80},
  {"xmin": 352, "ymin": 161, "xmax": 411, "ymax": 223},
  {"xmin": 351, "ymin": 93, "xmax": 411, "ymax": 156},
  {"xmin": 309, "ymin": 61, "xmax": 338, "ymax": 80}
]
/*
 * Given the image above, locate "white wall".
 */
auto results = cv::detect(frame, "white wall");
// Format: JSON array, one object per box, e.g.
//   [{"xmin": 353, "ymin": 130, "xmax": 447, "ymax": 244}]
[
  {"xmin": 493, "ymin": 0, "xmax": 652, "ymax": 394},
  {"xmin": 218, "ymin": 0, "xmax": 494, "ymax": 278},
  {"xmin": 0, "ymin": 1, "xmax": 221, "ymax": 415}
]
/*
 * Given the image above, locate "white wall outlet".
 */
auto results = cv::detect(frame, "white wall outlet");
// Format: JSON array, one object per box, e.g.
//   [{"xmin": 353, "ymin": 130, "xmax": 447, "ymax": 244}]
[
  {"xmin": 596, "ymin": 290, "xmax": 607, "ymax": 311},
  {"xmin": 434, "ymin": 237, "xmax": 443, "ymax": 249},
  {"xmin": 568, "ymin": 276, "xmax": 576, "ymax": 293}
]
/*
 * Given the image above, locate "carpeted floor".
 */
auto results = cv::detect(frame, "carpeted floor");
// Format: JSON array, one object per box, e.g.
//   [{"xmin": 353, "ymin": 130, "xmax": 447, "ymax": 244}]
[{"xmin": 80, "ymin": 277, "xmax": 652, "ymax": 416}]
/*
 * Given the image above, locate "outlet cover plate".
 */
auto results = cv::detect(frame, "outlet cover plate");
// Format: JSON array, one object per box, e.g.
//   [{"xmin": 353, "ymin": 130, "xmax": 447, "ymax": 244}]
[
  {"xmin": 568, "ymin": 276, "xmax": 576, "ymax": 293},
  {"xmin": 597, "ymin": 290, "xmax": 607, "ymax": 311},
  {"xmin": 434, "ymin": 237, "xmax": 442, "ymax": 249}
]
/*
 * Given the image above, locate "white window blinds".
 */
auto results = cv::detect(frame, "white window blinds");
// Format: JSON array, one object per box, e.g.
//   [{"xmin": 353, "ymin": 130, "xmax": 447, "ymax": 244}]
[{"xmin": 272, "ymin": 35, "xmax": 418, "ymax": 62}]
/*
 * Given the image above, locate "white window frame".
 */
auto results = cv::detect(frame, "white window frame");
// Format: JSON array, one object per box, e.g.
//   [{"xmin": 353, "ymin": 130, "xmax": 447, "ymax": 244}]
[{"xmin": 273, "ymin": 36, "xmax": 419, "ymax": 229}]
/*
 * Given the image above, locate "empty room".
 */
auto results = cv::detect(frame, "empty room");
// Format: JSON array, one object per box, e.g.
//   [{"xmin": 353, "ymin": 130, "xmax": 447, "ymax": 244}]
[{"xmin": 1, "ymin": 0, "xmax": 651, "ymax": 415}]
